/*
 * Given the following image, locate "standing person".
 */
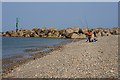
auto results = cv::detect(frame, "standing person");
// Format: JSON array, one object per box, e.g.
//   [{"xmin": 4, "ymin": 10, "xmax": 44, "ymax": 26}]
[
  {"xmin": 88, "ymin": 30, "xmax": 92, "ymax": 42},
  {"xmin": 85, "ymin": 30, "xmax": 92, "ymax": 42}
]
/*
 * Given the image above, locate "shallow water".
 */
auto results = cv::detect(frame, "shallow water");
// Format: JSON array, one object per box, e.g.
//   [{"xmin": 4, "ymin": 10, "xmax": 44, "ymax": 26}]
[{"xmin": 2, "ymin": 37, "xmax": 70, "ymax": 58}]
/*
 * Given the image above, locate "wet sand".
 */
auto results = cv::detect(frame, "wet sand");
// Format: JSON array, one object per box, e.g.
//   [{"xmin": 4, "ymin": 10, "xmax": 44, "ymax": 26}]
[{"xmin": 3, "ymin": 35, "xmax": 118, "ymax": 78}]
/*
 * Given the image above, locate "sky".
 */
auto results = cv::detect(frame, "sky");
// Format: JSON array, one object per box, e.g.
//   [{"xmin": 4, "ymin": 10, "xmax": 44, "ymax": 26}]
[
  {"xmin": 118, "ymin": 2, "xmax": 120, "ymax": 27},
  {"xmin": 0, "ymin": 2, "xmax": 2, "ymax": 32},
  {"xmin": 2, "ymin": 2, "xmax": 118, "ymax": 32},
  {"xmin": 1, "ymin": 0, "xmax": 120, "ymax": 2}
]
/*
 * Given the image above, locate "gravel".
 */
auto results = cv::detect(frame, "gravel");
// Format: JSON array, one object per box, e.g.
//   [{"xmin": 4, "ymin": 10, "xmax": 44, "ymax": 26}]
[{"xmin": 4, "ymin": 35, "xmax": 118, "ymax": 78}]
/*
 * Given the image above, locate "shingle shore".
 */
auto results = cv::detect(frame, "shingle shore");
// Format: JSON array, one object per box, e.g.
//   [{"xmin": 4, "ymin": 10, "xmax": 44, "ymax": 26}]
[{"xmin": 4, "ymin": 35, "xmax": 118, "ymax": 78}]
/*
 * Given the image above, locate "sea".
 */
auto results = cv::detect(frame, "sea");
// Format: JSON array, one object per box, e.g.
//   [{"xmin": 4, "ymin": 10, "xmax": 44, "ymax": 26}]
[{"xmin": 2, "ymin": 37, "xmax": 71, "ymax": 59}]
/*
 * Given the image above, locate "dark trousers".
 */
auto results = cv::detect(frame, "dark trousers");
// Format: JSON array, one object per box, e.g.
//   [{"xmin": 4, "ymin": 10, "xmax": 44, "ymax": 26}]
[{"xmin": 88, "ymin": 36, "xmax": 91, "ymax": 42}]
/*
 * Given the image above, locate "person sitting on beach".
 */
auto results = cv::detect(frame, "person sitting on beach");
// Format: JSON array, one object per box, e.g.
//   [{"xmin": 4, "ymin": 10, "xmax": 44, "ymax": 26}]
[
  {"xmin": 93, "ymin": 31, "xmax": 97, "ymax": 41},
  {"xmin": 91, "ymin": 30, "xmax": 97, "ymax": 42},
  {"xmin": 85, "ymin": 31, "xmax": 89, "ymax": 42}
]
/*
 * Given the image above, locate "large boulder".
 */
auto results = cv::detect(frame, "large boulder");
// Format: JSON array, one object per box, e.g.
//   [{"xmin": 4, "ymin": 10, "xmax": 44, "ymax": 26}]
[
  {"xmin": 32, "ymin": 28, "xmax": 42, "ymax": 35},
  {"xmin": 58, "ymin": 30, "xmax": 66, "ymax": 37},
  {"xmin": 49, "ymin": 27, "xmax": 56, "ymax": 31},
  {"xmin": 41, "ymin": 27, "xmax": 47, "ymax": 31},
  {"xmin": 29, "ymin": 31, "xmax": 39, "ymax": 37},
  {"xmin": 16, "ymin": 29, "xmax": 31, "ymax": 37},
  {"xmin": 4, "ymin": 34, "xmax": 10, "ymax": 37},
  {"xmin": 11, "ymin": 33, "xmax": 18, "ymax": 37},
  {"xmin": 39, "ymin": 33, "xmax": 46, "ymax": 37},
  {"xmin": 48, "ymin": 30, "xmax": 60, "ymax": 38},
  {"xmin": 64, "ymin": 28, "xmax": 75, "ymax": 38},
  {"xmin": 53, "ymin": 31, "xmax": 60, "ymax": 37},
  {"xmin": 34, "ymin": 33, "xmax": 39, "ymax": 37},
  {"xmin": 72, "ymin": 27, "xmax": 80, "ymax": 33},
  {"xmin": 79, "ymin": 34, "xmax": 86, "ymax": 38},
  {"xmin": 65, "ymin": 28, "xmax": 74, "ymax": 34},
  {"xmin": 71, "ymin": 33, "xmax": 80, "ymax": 39},
  {"xmin": 106, "ymin": 32, "xmax": 112, "ymax": 36},
  {"xmin": 102, "ymin": 32, "xmax": 106, "ymax": 36},
  {"xmin": 17, "ymin": 31, "xmax": 24, "ymax": 37},
  {"xmin": 109, "ymin": 29, "xmax": 117, "ymax": 35},
  {"xmin": 96, "ymin": 32, "xmax": 102, "ymax": 37},
  {"xmin": 63, "ymin": 27, "xmax": 83, "ymax": 38},
  {"xmin": 35, "ymin": 29, "xmax": 42, "ymax": 36},
  {"xmin": 48, "ymin": 32, "xmax": 52, "ymax": 37},
  {"xmin": 65, "ymin": 33, "xmax": 73, "ymax": 38},
  {"xmin": 103, "ymin": 29, "xmax": 109, "ymax": 34},
  {"xmin": 32, "ymin": 27, "xmax": 40, "ymax": 32},
  {"xmin": 114, "ymin": 28, "xmax": 119, "ymax": 35},
  {"xmin": 23, "ymin": 34, "xmax": 30, "ymax": 37},
  {"xmin": 25, "ymin": 30, "xmax": 31, "ymax": 34},
  {"xmin": 82, "ymin": 28, "xmax": 88, "ymax": 34},
  {"xmin": 96, "ymin": 31, "xmax": 108, "ymax": 37},
  {"xmin": 72, "ymin": 27, "xmax": 83, "ymax": 34},
  {"xmin": 2, "ymin": 32, "xmax": 6, "ymax": 36},
  {"xmin": 4, "ymin": 31, "xmax": 11, "ymax": 36},
  {"xmin": 5, "ymin": 30, "xmax": 19, "ymax": 37},
  {"xmin": 39, "ymin": 28, "xmax": 49, "ymax": 35},
  {"xmin": 118, "ymin": 28, "xmax": 120, "ymax": 35},
  {"xmin": 94, "ymin": 28, "xmax": 100, "ymax": 34}
]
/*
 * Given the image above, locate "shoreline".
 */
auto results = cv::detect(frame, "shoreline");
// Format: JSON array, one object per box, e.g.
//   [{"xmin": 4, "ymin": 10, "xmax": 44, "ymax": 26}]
[
  {"xmin": 2, "ymin": 38, "xmax": 82, "ymax": 76},
  {"xmin": 2, "ymin": 44, "xmax": 63, "ymax": 76},
  {"xmin": 3, "ymin": 35, "xmax": 118, "ymax": 78}
]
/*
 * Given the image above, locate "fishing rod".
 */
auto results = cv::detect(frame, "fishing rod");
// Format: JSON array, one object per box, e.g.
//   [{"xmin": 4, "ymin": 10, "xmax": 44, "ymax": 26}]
[
  {"xmin": 71, "ymin": 16, "xmax": 86, "ymax": 43},
  {"xmin": 84, "ymin": 16, "xmax": 89, "ymax": 29},
  {"xmin": 71, "ymin": 16, "xmax": 90, "ymax": 43}
]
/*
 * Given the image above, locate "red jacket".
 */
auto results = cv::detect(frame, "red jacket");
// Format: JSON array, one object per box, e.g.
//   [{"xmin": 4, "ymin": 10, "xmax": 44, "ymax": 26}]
[{"xmin": 86, "ymin": 32, "xmax": 92, "ymax": 36}]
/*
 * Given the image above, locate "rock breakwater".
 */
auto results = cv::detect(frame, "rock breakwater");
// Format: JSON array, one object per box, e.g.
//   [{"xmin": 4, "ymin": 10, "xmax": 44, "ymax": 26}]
[{"xmin": 2, "ymin": 27, "xmax": 120, "ymax": 38}]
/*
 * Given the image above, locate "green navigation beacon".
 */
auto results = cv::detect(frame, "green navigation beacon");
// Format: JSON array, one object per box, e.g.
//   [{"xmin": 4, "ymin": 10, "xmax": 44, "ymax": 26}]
[{"xmin": 16, "ymin": 18, "xmax": 19, "ymax": 32}]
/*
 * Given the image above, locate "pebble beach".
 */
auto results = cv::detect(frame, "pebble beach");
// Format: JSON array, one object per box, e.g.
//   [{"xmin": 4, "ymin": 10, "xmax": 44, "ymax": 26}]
[{"xmin": 3, "ymin": 35, "xmax": 118, "ymax": 78}]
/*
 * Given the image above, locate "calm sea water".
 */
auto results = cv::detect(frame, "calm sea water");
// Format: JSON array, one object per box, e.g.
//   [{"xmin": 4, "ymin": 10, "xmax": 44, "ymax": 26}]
[{"xmin": 2, "ymin": 37, "xmax": 70, "ymax": 58}]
